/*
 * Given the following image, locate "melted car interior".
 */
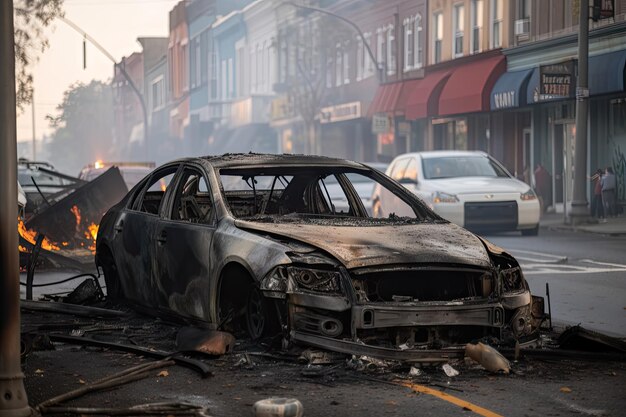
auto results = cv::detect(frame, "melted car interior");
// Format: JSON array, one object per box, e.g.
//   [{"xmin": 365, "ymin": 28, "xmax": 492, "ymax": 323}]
[{"xmin": 220, "ymin": 168, "xmax": 373, "ymax": 218}]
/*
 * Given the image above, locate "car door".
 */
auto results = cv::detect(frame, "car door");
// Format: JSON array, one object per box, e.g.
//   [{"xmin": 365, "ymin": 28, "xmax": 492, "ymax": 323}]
[
  {"xmin": 154, "ymin": 164, "xmax": 216, "ymax": 321},
  {"xmin": 111, "ymin": 165, "xmax": 179, "ymax": 307}
]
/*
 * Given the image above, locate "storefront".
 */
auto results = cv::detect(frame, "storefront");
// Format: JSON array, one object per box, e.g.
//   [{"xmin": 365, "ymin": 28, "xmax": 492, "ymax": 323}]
[{"xmin": 319, "ymin": 101, "xmax": 375, "ymax": 162}]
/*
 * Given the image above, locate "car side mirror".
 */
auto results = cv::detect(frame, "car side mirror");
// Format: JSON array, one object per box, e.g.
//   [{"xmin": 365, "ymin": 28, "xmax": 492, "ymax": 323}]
[{"xmin": 399, "ymin": 177, "xmax": 417, "ymax": 185}]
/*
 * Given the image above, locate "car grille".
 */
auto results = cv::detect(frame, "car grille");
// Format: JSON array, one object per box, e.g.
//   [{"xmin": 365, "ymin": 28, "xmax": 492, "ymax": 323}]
[
  {"xmin": 464, "ymin": 201, "xmax": 518, "ymax": 231},
  {"xmin": 353, "ymin": 268, "xmax": 493, "ymax": 303}
]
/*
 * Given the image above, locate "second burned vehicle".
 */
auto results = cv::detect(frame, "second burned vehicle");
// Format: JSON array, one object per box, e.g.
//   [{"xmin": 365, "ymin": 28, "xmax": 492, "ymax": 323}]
[{"xmin": 96, "ymin": 154, "xmax": 545, "ymax": 360}]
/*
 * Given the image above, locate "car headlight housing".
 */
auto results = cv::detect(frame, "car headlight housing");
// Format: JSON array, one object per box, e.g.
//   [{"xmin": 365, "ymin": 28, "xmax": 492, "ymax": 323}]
[
  {"xmin": 261, "ymin": 266, "xmax": 341, "ymax": 294},
  {"xmin": 433, "ymin": 191, "xmax": 459, "ymax": 204},
  {"xmin": 520, "ymin": 188, "xmax": 537, "ymax": 201}
]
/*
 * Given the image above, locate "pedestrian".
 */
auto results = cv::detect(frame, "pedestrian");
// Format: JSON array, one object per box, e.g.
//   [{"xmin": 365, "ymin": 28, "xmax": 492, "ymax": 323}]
[
  {"xmin": 601, "ymin": 166, "xmax": 617, "ymax": 218},
  {"xmin": 590, "ymin": 168, "xmax": 604, "ymax": 221}
]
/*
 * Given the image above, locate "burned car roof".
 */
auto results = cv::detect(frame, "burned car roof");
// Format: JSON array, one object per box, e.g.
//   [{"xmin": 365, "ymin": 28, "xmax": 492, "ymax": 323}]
[{"xmin": 199, "ymin": 153, "xmax": 368, "ymax": 169}]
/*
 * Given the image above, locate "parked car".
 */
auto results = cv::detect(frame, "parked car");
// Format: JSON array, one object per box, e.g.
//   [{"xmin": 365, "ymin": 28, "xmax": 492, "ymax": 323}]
[
  {"xmin": 79, "ymin": 161, "xmax": 155, "ymax": 190},
  {"xmin": 325, "ymin": 162, "xmax": 388, "ymax": 215},
  {"xmin": 18, "ymin": 159, "xmax": 73, "ymax": 216},
  {"xmin": 96, "ymin": 154, "xmax": 544, "ymax": 361},
  {"xmin": 372, "ymin": 151, "xmax": 540, "ymax": 236}
]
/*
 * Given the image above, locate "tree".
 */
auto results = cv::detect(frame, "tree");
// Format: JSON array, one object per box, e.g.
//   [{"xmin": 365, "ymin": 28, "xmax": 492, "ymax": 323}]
[
  {"xmin": 14, "ymin": 0, "xmax": 64, "ymax": 111},
  {"xmin": 46, "ymin": 80, "xmax": 114, "ymax": 175}
]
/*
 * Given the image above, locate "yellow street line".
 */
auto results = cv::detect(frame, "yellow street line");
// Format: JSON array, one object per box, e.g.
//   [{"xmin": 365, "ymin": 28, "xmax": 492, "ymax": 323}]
[{"xmin": 398, "ymin": 380, "xmax": 504, "ymax": 417}]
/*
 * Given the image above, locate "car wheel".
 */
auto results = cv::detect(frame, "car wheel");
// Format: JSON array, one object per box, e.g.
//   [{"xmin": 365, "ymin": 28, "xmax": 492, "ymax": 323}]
[
  {"xmin": 246, "ymin": 286, "xmax": 269, "ymax": 340},
  {"xmin": 102, "ymin": 256, "xmax": 123, "ymax": 301},
  {"xmin": 521, "ymin": 225, "xmax": 539, "ymax": 236}
]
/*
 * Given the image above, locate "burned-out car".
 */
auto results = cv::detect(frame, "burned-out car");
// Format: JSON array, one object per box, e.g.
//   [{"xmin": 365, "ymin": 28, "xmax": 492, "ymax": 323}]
[{"xmin": 96, "ymin": 154, "xmax": 544, "ymax": 360}]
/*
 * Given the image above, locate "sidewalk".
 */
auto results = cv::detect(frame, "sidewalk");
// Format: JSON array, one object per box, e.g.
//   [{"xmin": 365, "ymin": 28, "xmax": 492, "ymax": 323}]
[{"xmin": 540, "ymin": 211, "xmax": 626, "ymax": 236}]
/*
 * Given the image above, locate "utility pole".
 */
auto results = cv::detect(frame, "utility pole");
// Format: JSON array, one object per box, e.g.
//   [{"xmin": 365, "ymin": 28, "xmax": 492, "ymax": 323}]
[
  {"xmin": 570, "ymin": 0, "xmax": 590, "ymax": 224},
  {"xmin": 0, "ymin": 0, "xmax": 32, "ymax": 415}
]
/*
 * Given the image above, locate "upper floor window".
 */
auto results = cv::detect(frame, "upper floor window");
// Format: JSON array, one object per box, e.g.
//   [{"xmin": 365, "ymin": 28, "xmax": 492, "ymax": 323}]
[
  {"xmin": 326, "ymin": 55, "xmax": 333, "ymax": 88},
  {"xmin": 414, "ymin": 14, "xmax": 423, "ymax": 69},
  {"xmin": 403, "ymin": 17, "xmax": 414, "ymax": 72},
  {"xmin": 343, "ymin": 40, "xmax": 350, "ymax": 85},
  {"xmin": 433, "ymin": 12, "xmax": 443, "ymax": 64},
  {"xmin": 453, "ymin": 3, "xmax": 465, "ymax": 57},
  {"xmin": 356, "ymin": 36, "xmax": 364, "ymax": 81},
  {"xmin": 376, "ymin": 27, "xmax": 385, "ymax": 71},
  {"xmin": 471, "ymin": 0, "xmax": 483, "ymax": 54},
  {"xmin": 362, "ymin": 32, "xmax": 375, "ymax": 79},
  {"xmin": 404, "ymin": 14, "xmax": 423, "ymax": 71},
  {"xmin": 519, "ymin": 0, "xmax": 531, "ymax": 19},
  {"xmin": 386, "ymin": 25, "xmax": 396, "ymax": 75},
  {"xmin": 335, "ymin": 43, "xmax": 343, "ymax": 87},
  {"xmin": 491, "ymin": 0, "xmax": 503, "ymax": 48},
  {"xmin": 151, "ymin": 76, "xmax": 164, "ymax": 110}
]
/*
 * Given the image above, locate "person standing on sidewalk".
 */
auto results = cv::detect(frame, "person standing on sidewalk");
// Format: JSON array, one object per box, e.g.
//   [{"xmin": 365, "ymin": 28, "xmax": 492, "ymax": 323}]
[
  {"xmin": 601, "ymin": 166, "xmax": 617, "ymax": 218},
  {"xmin": 591, "ymin": 168, "xmax": 604, "ymax": 220}
]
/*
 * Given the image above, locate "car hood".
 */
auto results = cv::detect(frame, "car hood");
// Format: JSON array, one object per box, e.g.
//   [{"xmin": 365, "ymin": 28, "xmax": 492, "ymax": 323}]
[
  {"xmin": 235, "ymin": 219, "xmax": 492, "ymax": 270},
  {"xmin": 424, "ymin": 177, "xmax": 530, "ymax": 195}
]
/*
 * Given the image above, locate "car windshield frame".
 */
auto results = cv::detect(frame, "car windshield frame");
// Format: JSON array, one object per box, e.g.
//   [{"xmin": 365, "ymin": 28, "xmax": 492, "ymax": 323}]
[
  {"xmin": 217, "ymin": 165, "xmax": 436, "ymax": 223},
  {"xmin": 421, "ymin": 155, "xmax": 511, "ymax": 180}
]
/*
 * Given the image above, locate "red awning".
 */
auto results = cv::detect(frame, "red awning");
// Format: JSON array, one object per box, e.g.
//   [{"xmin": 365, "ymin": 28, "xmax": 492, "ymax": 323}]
[
  {"xmin": 438, "ymin": 55, "xmax": 506, "ymax": 116},
  {"xmin": 366, "ymin": 82, "xmax": 404, "ymax": 116},
  {"xmin": 405, "ymin": 70, "xmax": 452, "ymax": 120}
]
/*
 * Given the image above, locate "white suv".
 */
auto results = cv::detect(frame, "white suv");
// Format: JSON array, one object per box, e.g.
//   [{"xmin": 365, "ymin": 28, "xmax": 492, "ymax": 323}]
[{"xmin": 372, "ymin": 151, "xmax": 540, "ymax": 235}]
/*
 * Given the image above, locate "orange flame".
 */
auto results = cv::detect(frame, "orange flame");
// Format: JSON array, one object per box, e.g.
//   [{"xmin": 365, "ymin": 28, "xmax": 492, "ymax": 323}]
[
  {"xmin": 18, "ymin": 218, "xmax": 60, "ymax": 251},
  {"xmin": 19, "ymin": 245, "xmax": 28, "ymax": 253},
  {"xmin": 86, "ymin": 223, "xmax": 99, "ymax": 254}
]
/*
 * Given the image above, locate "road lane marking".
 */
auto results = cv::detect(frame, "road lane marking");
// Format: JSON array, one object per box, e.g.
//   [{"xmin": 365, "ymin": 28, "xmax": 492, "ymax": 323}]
[
  {"xmin": 580, "ymin": 259, "xmax": 626, "ymax": 268},
  {"xmin": 521, "ymin": 262, "xmax": 626, "ymax": 275},
  {"xmin": 509, "ymin": 249, "xmax": 568, "ymax": 263},
  {"xmin": 398, "ymin": 380, "xmax": 504, "ymax": 417}
]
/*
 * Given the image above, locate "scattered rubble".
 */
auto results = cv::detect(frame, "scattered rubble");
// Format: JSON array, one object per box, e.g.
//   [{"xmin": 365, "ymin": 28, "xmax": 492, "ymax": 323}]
[
  {"xmin": 442, "ymin": 363, "xmax": 459, "ymax": 377},
  {"xmin": 176, "ymin": 327, "xmax": 236, "ymax": 356},
  {"xmin": 465, "ymin": 342, "xmax": 511, "ymax": 374},
  {"xmin": 253, "ymin": 398, "xmax": 303, "ymax": 417}
]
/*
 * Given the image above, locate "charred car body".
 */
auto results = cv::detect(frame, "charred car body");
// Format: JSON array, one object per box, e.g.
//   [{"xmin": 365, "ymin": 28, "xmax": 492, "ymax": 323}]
[{"xmin": 96, "ymin": 154, "xmax": 544, "ymax": 360}]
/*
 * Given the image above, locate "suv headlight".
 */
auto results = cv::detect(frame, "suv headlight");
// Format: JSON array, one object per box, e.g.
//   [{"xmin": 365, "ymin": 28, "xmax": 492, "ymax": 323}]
[
  {"xmin": 433, "ymin": 191, "xmax": 459, "ymax": 204},
  {"xmin": 520, "ymin": 189, "xmax": 537, "ymax": 201},
  {"xmin": 261, "ymin": 266, "xmax": 341, "ymax": 294}
]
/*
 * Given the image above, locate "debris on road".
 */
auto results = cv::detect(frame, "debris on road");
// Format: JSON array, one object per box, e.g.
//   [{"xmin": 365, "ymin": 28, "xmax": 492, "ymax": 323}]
[
  {"xmin": 558, "ymin": 325, "xmax": 626, "ymax": 353},
  {"xmin": 176, "ymin": 327, "xmax": 236, "ymax": 356},
  {"xmin": 253, "ymin": 398, "xmax": 304, "ymax": 417},
  {"xmin": 298, "ymin": 348, "xmax": 344, "ymax": 365},
  {"xmin": 442, "ymin": 363, "xmax": 459, "ymax": 377},
  {"xmin": 465, "ymin": 342, "xmax": 511, "ymax": 374},
  {"xmin": 63, "ymin": 278, "xmax": 102, "ymax": 305},
  {"xmin": 409, "ymin": 366, "xmax": 422, "ymax": 377},
  {"xmin": 21, "ymin": 299, "xmax": 127, "ymax": 319}
]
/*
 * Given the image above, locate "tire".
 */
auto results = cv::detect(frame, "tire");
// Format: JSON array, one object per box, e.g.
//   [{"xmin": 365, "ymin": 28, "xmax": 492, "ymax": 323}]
[
  {"xmin": 246, "ymin": 286, "xmax": 269, "ymax": 340},
  {"xmin": 101, "ymin": 252, "xmax": 123, "ymax": 301},
  {"xmin": 521, "ymin": 225, "xmax": 539, "ymax": 236}
]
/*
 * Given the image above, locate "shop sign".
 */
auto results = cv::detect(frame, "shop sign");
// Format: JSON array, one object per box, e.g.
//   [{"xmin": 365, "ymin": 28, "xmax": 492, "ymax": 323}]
[
  {"xmin": 397, "ymin": 122, "xmax": 411, "ymax": 136},
  {"xmin": 319, "ymin": 102, "xmax": 361, "ymax": 124},
  {"xmin": 539, "ymin": 60, "xmax": 576, "ymax": 101},
  {"xmin": 372, "ymin": 114, "xmax": 390, "ymax": 134},
  {"xmin": 270, "ymin": 95, "xmax": 295, "ymax": 121},
  {"xmin": 493, "ymin": 91, "xmax": 516, "ymax": 109},
  {"xmin": 592, "ymin": 0, "xmax": 614, "ymax": 21}
]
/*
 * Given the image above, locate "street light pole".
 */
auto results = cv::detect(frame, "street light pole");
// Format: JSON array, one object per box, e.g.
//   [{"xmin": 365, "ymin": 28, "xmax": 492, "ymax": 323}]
[
  {"xmin": 284, "ymin": 1, "xmax": 384, "ymax": 83},
  {"xmin": 57, "ymin": 16, "xmax": 150, "ymax": 158},
  {"xmin": 570, "ymin": 0, "xmax": 590, "ymax": 224},
  {"xmin": 0, "ymin": 0, "xmax": 32, "ymax": 415}
]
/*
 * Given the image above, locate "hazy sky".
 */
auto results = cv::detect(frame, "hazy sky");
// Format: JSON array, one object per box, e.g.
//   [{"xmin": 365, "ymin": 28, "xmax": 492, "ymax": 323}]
[{"xmin": 16, "ymin": 0, "xmax": 180, "ymax": 143}]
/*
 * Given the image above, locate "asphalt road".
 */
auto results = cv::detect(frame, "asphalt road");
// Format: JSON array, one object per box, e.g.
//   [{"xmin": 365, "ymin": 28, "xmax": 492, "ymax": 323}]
[
  {"xmin": 19, "ymin": 227, "xmax": 626, "ymax": 417},
  {"xmin": 484, "ymin": 228, "xmax": 626, "ymax": 337}
]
